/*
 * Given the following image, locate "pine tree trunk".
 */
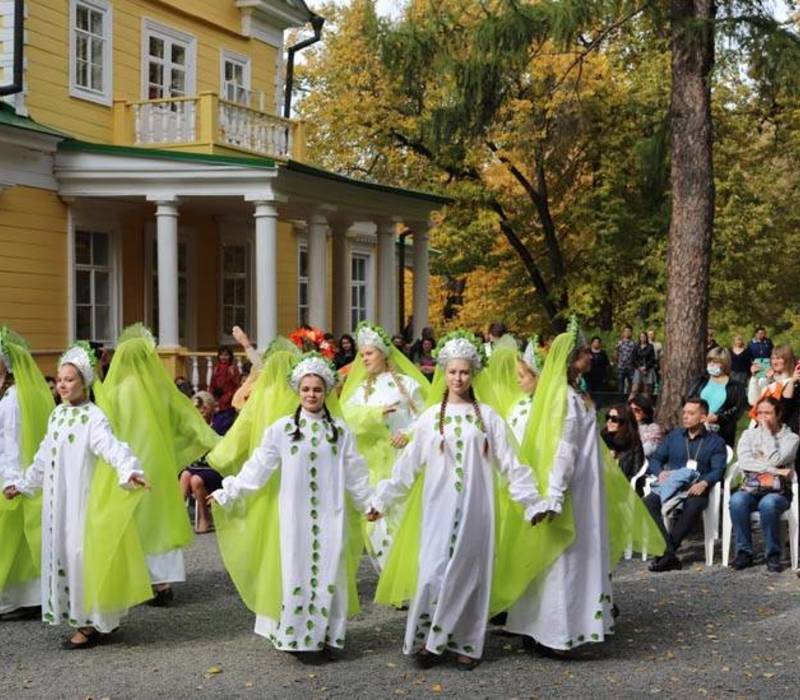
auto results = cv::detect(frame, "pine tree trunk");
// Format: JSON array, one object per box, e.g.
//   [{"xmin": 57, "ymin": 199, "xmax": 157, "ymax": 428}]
[{"xmin": 656, "ymin": 0, "xmax": 716, "ymax": 427}]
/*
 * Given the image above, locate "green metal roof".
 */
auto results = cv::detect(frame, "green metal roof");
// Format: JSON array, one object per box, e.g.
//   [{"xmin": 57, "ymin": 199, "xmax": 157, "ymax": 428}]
[
  {"xmin": 58, "ymin": 139, "xmax": 278, "ymax": 169},
  {"xmin": 0, "ymin": 102, "xmax": 70, "ymax": 139}
]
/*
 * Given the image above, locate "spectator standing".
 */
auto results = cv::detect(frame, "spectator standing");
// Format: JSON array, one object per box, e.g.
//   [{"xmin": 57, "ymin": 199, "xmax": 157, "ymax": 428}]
[
  {"xmin": 601, "ymin": 404, "xmax": 644, "ymax": 479},
  {"xmin": 729, "ymin": 397, "xmax": 799, "ymax": 572},
  {"xmin": 706, "ymin": 329, "xmax": 720, "ymax": 353},
  {"xmin": 209, "ymin": 346, "xmax": 241, "ymax": 412},
  {"xmin": 585, "ymin": 336, "xmax": 610, "ymax": 394},
  {"xmin": 392, "ymin": 334, "xmax": 410, "ymax": 358},
  {"xmin": 334, "ymin": 333, "xmax": 356, "ymax": 369},
  {"xmin": 644, "ymin": 397, "xmax": 728, "ymax": 572},
  {"xmin": 686, "ymin": 347, "xmax": 746, "ymax": 447},
  {"xmin": 747, "ymin": 345, "xmax": 795, "ymax": 421},
  {"xmin": 630, "ymin": 331, "xmax": 656, "ymax": 398},
  {"xmin": 409, "ymin": 326, "xmax": 435, "ymax": 362},
  {"xmin": 416, "ymin": 337, "xmax": 436, "ymax": 381},
  {"xmin": 484, "ymin": 321, "xmax": 508, "ymax": 359},
  {"xmin": 628, "ymin": 394, "xmax": 665, "ymax": 458},
  {"xmin": 647, "ymin": 330, "xmax": 663, "ymax": 366},
  {"xmin": 729, "ymin": 334, "xmax": 751, "ymax": 386},
  {"xmin": 747, "ymin": 326, "xmax": 774, "ymax": 362},
  {"xmin": 614, "ymin": 325, "xmax": 636, "ymax": 396}
]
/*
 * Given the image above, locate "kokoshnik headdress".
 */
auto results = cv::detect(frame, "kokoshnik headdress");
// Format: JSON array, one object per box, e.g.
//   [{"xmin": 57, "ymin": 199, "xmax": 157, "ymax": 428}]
[
  {"xmin": 59, "ymin": 341, "xmax": 98, "ymax": 386},
  {"xmin": 288, "ymin": 352, "xmax": 339, "ymax": 394},
  {"xmin": 355, "ymin": 321, "xmax": 391, "ymax": 356},
  {"xmin": 434, "ymin": 330, "xmax": 487, "ymax": 372}
]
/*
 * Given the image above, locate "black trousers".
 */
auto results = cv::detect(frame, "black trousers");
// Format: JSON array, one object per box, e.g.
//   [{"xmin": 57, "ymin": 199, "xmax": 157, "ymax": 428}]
[{"xmin": 643, "ymin": 492, "xmax": 710, "ymax": 555}]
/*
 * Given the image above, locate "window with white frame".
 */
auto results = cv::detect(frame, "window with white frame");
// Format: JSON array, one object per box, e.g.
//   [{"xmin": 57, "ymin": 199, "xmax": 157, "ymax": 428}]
[
  {"xmin": 351, "ymin": 253, "xmax": 369, "ymax": 330},
  {"xmin": 298, "ymin": 242, "xmax": 309, "ymax": 325},
  {"xmin": 74, "ymin": 230, "xmax": 114, "ymax": 343},
  {"xmin": 69, "ymin": 0, "xmax": 113, "ymax": 105},
  {"xmin": 142, "ymin": 20, "xmax": 196, "ymax": 100},
  {"xmin": 221, "ymin": 244, "xmax": 250, "ymax": 333},
  {"xmin": 220, "ymin": 50, "xmax": 252, "ymax": 106},
  {"xmin": 150, "ymin": 239, "xmax": 188, "ymax": 346}
]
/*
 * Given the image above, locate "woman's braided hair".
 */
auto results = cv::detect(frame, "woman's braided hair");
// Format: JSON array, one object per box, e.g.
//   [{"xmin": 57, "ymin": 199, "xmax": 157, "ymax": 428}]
[
  {"xmin": 291, "ymin": 400, "xmax": 339, "ymax": 443},
  {"xmin": 363, "ymin": 358, "xmax": 418, "ymax": 416},
  {"xmin": 438, "ymin": 386, "xmax": 489, "ymax": 457}
]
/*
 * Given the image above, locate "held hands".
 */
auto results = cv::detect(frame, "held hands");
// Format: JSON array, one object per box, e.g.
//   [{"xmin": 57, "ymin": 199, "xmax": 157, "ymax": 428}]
[
  {"xmin": 687, "ymin": 480, "xmax": 709, "ymax": 497},
  {"xmin": 366, "ymin": 509, "xmax": 382, "ymax": 522},
  {"xmin": 3, "ymin": 485, "xmax": 20, "ymax": 500},
  {"xmin": 390, "ymin": 431, "xmax": 410, "ymax": 449},
  {"xmin": 530, "ymin": 510, "xmax": 558, "ymax": 526},
  {"xmin": 128, "ymin": 474, "xmax": 149, "ymax": 489}
]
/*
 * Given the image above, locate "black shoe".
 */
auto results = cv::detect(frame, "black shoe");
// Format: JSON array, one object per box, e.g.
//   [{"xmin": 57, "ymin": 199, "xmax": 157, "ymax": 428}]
[
  {"xmin": 147, "ymin": 587, "xmax": 174, "ymax": 607},
  {"xmin": 732, "ymin": 552, "xmax": 754, "ymax": 570},
  {"xmin": 61, "ymin": 627, "xmax": 100, "ymax": 650},
  {"xmin": 0, "ymin": 605, "xmax": 41, "ymax": 622},
  {"xmin": 648, "ymin": 553, "xmax": 682, "ymax": 573},
  {"xmin": 766, "ymin": 555, "xmax": 783, "ymax": 573},
  {"xmin": 489, "ymin": 612, "xmax": 508, "ymax": 626},
  {"xmin": 414, "ymin": 650, "xmax": 442, "ymax": 669}
]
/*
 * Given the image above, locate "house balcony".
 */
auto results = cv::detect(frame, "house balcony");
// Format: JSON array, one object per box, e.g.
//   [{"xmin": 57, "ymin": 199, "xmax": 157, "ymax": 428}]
[{"xmin": 111, "ymin": 92, "xmax": 306, "ymax": 161}]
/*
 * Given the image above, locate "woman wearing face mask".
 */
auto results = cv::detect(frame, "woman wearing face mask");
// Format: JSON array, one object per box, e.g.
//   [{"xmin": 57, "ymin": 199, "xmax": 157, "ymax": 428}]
[
  {"xmin": 208, "ymin": 353, "xmax": 372, "ymax": 658},
  {"xmin": 4, "ymin": 342, "xmax": 148, "ymax": 649},
  {"xmin": 367, "ymin": 331, "xmax": 548, "ymax": 670},
  {"xmin": 341, "ymin": 322, "xmax": 428, "ymax": 569},
  {"xmin": 686, "ymin": 347, "xmax": 746, "ymax": 447}
]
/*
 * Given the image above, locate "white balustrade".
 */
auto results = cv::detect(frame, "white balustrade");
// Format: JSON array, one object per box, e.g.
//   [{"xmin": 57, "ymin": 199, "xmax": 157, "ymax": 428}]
[
  {"xmin": 133, "ymin": 97, "xmax": 198, "ymax": 145},
  {"xmin": 218, "ymin": 100, "xmax": 293, "ymax": 158}
]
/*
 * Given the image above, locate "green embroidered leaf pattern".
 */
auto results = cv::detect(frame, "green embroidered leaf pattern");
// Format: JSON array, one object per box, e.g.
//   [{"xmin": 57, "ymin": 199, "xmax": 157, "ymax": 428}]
[
  {"xmin": 293, "ymin": 586, "xmax": 302, "ymax": 595},
  {"xmin": 291, "ymin": 445, "xmax": 299, "ymax": 455}
]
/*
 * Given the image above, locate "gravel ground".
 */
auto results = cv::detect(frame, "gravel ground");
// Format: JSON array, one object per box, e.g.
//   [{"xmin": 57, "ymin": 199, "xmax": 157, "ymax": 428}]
[{"xmin": 2, "ymin": 535, "xmax": 800, "ymax": 699}]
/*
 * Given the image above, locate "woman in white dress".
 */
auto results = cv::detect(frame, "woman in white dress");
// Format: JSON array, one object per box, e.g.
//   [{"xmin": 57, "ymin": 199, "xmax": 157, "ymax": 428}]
[
  {"xmin": 4, "ymin": 342, "xmax": 148, "ymax": 649},
  {"xmin": 341, "ymin": 322, "xmax": 427, "ymax": 569},
  {"xmin": 504, "ymin": 319, "xmax": 664, "ymax": 654},
  {"xmin": 368, "ymin": 331, "xmax": 548, "ymax": 669},
  {"xmin": 0, "ymin": 328, "xmax": 54, "ymax": 619},
  {"xmin": 506, "ymin": 337, "xmax": 544, "ymax": 446},
  {"xmin": 210, "ymin": 353, "xmax": 372, "ymax": 657}
]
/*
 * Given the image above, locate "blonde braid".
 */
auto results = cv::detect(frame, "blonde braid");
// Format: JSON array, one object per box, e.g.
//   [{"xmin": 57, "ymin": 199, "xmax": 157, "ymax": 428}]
[
  {"xmin": 469, "ymin": 386, "xmax": 490, "ymax": 458},
  {"xmin": 438, "ymin": 388, "xmax": 448, "ymax": 453},
  {"xmin": 389, "ymin": 364, "xmax": 418, "ymax": 415}
]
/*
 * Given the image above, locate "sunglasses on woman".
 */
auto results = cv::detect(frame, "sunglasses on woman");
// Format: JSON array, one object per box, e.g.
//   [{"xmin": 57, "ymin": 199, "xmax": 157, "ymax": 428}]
[{"xmin": 605, "ymin": 413, "xmax": 621, "ymax": 423}]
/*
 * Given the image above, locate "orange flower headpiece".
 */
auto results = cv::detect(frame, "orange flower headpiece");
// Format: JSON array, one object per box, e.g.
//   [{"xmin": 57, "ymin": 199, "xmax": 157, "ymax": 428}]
[{"xmin": 288, "ymin": 326, "xmax": 336, "ymax": 360}]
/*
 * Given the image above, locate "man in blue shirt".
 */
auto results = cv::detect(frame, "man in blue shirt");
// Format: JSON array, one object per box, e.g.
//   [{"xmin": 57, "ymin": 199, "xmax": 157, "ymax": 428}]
[
  {"xmin": 747, "ymin": 326, "xmax": 774, "ymax": 361},
  {"xmin": 644, "ymin": 397, "xmax": 728, "ymax": 572}
]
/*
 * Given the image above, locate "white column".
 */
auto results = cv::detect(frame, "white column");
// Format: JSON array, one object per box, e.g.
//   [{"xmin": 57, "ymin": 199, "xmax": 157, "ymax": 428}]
[
  {"xmin": 153, "ymin": 198, "xmax": 180, "ymax": 348},
  {"xmin": 330, "ymin": 218, "xmax": 353, "ymax": 336},
  {"xmin": 252, "ymin": 200, "xmax": 280, "ymax": 346},
  {"xmin": 412, "ymin": 225, "xmax": 430, "ymax": 339},
  {"xmin": 376, "ymin": 219, "xmax": 397, "ymax": 333},
  {"xmin": 307, "ymin": 212, "xmax": 329, "ymax": 329}
]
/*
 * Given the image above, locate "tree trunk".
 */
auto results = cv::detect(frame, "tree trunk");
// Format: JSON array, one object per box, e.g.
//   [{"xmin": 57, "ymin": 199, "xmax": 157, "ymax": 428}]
[{"xmin": 656, "ymin": 0, "xmax": 716, "ymax": 428}]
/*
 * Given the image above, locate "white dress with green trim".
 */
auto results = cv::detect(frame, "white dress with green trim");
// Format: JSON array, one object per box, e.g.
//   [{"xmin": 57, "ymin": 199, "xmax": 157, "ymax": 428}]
[
  {"xmin": 507, "ymin": 394, "xmax": 533, "ymax": 446},
  {"xmin": 505, "ymin": 387, "xmax": 614, "ymax": 650},
  {"xmin": 213, "ymin": 409, "xmax": 372, "ymax": 651},
  {"xmin": 373, "ymin": 402, "xmax": 546, "ymax": 659},
  {"xmin": 0, "ymin": 386, "xmax": 40, "ymax": 612},
  {"xmin": 11, "ymin": 402, "xmax": 142, "ymax": 632},
  {"xmin": 345, "ymin": 371, "xmax": 424, "ymax": 568}
]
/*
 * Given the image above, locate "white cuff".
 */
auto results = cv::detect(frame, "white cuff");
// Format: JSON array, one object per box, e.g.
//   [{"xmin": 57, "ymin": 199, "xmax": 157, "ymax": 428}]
[
  {"xmin": 545, "ymin": 494, "xmax": 564, "ymax": 514},
  {"xmin": 524, "ymin": 500, "xmax": 551, "ymax": 521},
  {"xmin": 118, "ymin": 465, "xmax": 144, "ymax": 489}
]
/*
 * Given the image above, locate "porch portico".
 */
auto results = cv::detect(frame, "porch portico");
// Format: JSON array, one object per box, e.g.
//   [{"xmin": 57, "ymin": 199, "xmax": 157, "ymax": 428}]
[{"xmin": 54, "ymin": 141, "xmax": 447, "ymax": 368}]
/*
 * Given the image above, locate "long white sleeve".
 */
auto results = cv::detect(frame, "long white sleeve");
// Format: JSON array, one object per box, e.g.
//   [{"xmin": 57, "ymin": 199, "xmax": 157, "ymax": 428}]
[
  {"xmin": 213, "ymin": 422, "xmax": 281, "ymax": 508},
  {"xmin": 547, "ymin": 392, "xmax": 581, "ymax": 513},
  {"xmin": 738, "ymin": 426, "xmax": 800, "ymax": 474},
  {"xmin": 88, "ymin": 410, "xmax": 143, "ymax": 486},
  {"xmin": 340, "ymin": 428, "xmax": 374, "ymax": 513},
  {"xmin": 10, "ymin": 430, "xmax": 49, "ymax": 495},
  {"xmin": 486, "ymin": 409, "xmax": 547, "ymax": 520},
  {"xmin": 372, "ymin": 420, "xmax": 427, "ymax": 514},
  {"xmin": 0, "ymin": 388, "xmax": 21, "ymax": 481}
]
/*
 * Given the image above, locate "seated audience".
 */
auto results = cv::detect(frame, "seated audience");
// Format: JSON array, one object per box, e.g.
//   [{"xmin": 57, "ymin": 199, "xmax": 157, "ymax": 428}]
[
  {"xmin": 686, "ymin": 347, "xmax": 746, "ymax": 447},
  {"xmin": 601, "ymin": 403, "xmax": 644, "ymax": 479},
  {"xmin": 644, "ymin": 397, "xmax": 728, "ymax": 572},
  {"xmin": 730, "ymin": 397, "xmax": 799, "ymax": 572},
  {"xmin": 628, "ymin": 394, "xmax": 665, "ymax": 458}
]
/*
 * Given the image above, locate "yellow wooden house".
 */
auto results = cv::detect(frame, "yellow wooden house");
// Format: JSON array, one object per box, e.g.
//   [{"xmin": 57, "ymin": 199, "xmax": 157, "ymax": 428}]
[{"xmin": 0, "ymin": 0, "xmax": 445, "ymax": 378}]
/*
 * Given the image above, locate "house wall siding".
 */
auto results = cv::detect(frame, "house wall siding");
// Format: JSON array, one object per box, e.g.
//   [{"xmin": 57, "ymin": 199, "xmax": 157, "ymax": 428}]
[{"xmin": 25, "ymin": 0, "xmax": 280, "ymax": 143}]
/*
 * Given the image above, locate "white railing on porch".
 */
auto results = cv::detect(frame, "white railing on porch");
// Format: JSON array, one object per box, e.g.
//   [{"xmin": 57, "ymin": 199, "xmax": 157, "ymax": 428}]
[
  {"xmin": 218, "ymin": 99, "xmax": 293, "ymax": 157},
  {"xmin": 133, "ymin": 97, "xmax": 198, "ymax": 145}
]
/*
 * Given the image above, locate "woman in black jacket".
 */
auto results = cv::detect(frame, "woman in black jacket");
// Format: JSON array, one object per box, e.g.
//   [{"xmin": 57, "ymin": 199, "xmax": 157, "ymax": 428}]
[
  {"xmin": 601, "ymin": 403, "xmax": 645, "ymax": 479},
  {"xmin": 630, "ymin": 332, "xmax": 656, "ymax": 398},
  {"xmin": 686, "ymin": 347, "xmax": 746, "ymax": 447}
]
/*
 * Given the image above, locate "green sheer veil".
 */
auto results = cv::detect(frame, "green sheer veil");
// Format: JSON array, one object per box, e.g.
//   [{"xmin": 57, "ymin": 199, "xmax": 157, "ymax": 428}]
[
  {"xmin": 485, "ymin": 337, "xmax": 524, "ymax": 420},
  {"xmin": 0, "ymin": 328, "xmax": 54, "ymax": 594},
  {"xmin": 211, "ymin": 353, "xmax": 364, "ymax": 620}
]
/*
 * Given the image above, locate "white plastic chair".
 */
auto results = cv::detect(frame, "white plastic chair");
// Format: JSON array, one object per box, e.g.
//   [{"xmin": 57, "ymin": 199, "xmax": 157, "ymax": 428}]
[
  {"xmin": 632, "ymin": 445, "xmax": 733, "ymax": 565},
  {"xmin": 721, "ymin": 463, "xmax": 798, "ymax": 569}
]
